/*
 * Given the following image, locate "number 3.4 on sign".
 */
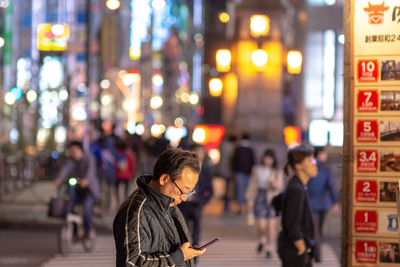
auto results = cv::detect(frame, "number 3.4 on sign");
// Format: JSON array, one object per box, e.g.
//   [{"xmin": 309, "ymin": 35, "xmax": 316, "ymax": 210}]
[{"xmin": 357, "ymin": 150, "xmax": 378, "ymax": 172}]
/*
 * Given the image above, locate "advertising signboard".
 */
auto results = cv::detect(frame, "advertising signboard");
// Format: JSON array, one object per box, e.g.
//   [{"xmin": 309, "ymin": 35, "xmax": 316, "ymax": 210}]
[{"xmin": 349, "ymin": 0, "xmax": 400, "ymax": 265}]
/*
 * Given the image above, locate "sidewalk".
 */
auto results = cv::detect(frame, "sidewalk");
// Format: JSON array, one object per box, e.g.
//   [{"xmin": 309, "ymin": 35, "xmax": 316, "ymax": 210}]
[{"xmin": 0, "ymin": 180, "xmax": 114, "ymax": 232}]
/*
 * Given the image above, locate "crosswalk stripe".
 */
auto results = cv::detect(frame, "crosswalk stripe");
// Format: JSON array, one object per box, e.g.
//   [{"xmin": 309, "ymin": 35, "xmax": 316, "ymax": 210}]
[
  {"xmin": 41, "ymin": 236, "xmax": 115, "ymax": 267},
  {"xmin": 197, "ymin": 236, "xmax": 340, "ymax": 267},
  {"xmin": 42, "ymin": 224, "xmax": 340, "ymax": 267},
  {"xmin": 42, "ymin": 235, "xmax": 340, "ymax": 267}
]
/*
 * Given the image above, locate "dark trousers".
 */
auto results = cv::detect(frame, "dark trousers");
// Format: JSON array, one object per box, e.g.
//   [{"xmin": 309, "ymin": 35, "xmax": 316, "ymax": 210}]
[
  {"xmin": 69, "ymin": 187, "xmax": 96, "ymax": 234},
  {"xmin": 235, "ymin": 172, "xmax": 250, "ymax": 207},
  {"xmin": 179, "ymin": 202, "xmax": 202, "ymax": 246},
  {"xmin": 115, "ymin": 179, "xmax": 130, "ymax": 204},
  {"xmin": 311, "ymin": 211, "xmax": 327, "ymax": 261},
  {"xmin": 278, "ymin": 246, "xmax": 313, "ymax": 267}
]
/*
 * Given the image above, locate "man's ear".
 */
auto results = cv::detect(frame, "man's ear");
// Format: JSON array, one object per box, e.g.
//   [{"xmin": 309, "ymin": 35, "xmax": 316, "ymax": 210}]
[{"xmin": 159, "ymin": 174, "xmax": 170, "ymax": 186}]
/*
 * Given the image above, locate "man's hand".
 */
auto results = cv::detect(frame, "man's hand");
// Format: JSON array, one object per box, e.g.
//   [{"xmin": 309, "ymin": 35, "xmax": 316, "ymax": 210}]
[
  {"xmin": 180, "ymin": 242, "xmax": 206, "ymax": 261},
  {"xmin": 294, "ymin": 239, "xmax": 306, "ymax": 255},
  {"xmin": 79, "ymin": 178, "xmax": 89, "ymax": 188},
  {"xmin": 54, "ymin": 179, "xmax": 62, "ymax": 187},
  {"xmin": 331, "ymin": 203, "xmax": 339, "ymax": 213}
]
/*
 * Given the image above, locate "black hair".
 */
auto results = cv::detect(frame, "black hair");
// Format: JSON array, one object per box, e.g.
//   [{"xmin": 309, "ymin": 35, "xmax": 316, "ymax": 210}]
[
  {"xmin": 228, "ymin": 134, "xmax": 237, "ymax": 142},
  {"xmin": 262, "ymin": 149, "xmax": 278, "ymax": 169},
  {"xmin": 152, "ymin": 149, "xmax": 200, "ymax": 182},
  {"xmin": 190, "ymin": 143, "xmax": 204, "ymax": 152},
  {"xmin": 67, "ymin": 140, "xmax": 83, "ymax": 151},
  {"xmin": 242, "ymin": 133, "xmax": 250, "ymax": 140},
  {"xmin": 115, "ymin": 139, "xmax": 127, "ymax": 150},
  {"xmin": 284, "ymin": 144, "xmax": 314, "ymax": 176}
]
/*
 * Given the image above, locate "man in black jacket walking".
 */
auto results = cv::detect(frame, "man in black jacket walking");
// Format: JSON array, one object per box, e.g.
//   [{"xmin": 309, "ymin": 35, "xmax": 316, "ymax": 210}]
[
  {"xmin": 113, "ymin": 149, "xmax": 206, "ymax": 267},
  {"xmin": 278, "ymin": 145, "xmax": 317, "ymax": 267}
]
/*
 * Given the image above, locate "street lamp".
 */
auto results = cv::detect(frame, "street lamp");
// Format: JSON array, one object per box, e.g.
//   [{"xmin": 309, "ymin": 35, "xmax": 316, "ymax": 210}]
[
  {"xmin": 209, "ymin": 78, "xmax": 223, "ymax": 97},
  {"xmin": 216, "ymin": 49, "xmax": 231, "ymax": 72},
  {"xmin": 250, "ymin": 15, "xmax": 270, "ymax": 38},
  {"xmin": 4, "ymin": 92, "xmax": 15, "ymax": 105},
  {"xmin": 287, "ymin": 50, "xmax": 303, "ymax": 74},
  {"xmin": 219, "ymin": 12, "xmax": 230, "ymax": 23},
  {"xmin": 150, "ymin": 95, "xmax": 163, "ymax": 109},
  {"xmin": 251, "ymin": 49, "xmax": 268, "ymax": 69},
  {"xmin": 106, "ymin": 0, "xmax": 120, "ymax": 10}
]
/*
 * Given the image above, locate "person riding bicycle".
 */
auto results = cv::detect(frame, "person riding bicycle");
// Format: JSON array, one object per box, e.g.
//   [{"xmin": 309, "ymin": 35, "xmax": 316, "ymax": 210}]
[{"xmin": 55, "ymin": 140, "xmax": 100, "ymax": 238}]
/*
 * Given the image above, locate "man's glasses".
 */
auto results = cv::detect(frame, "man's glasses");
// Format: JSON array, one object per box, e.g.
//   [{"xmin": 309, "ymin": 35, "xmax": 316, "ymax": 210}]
[{"xmin": 172, "ymin": 180, "xmax": 196, "ymax": 197}]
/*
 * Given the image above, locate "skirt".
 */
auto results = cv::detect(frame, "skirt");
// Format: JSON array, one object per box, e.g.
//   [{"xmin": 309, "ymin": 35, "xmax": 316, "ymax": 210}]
[{"xmin": 254, "ymin": 189, "xmax": 276, "ymax": 218}]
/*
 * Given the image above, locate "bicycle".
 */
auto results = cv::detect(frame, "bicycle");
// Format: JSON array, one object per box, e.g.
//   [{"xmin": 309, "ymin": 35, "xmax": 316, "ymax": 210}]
[{"xmin": 57, "ymin": 177, "xmax": 97, "ymax": 256}]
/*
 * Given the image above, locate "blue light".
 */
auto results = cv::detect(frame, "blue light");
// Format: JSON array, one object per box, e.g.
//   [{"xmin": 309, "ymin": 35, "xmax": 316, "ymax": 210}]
[
  {"xmin": 152, "ymin": 0, "xmax": 173, "ymax": 50},
  {"xmin": 10, "ymin": 87, "xmax": 22, "ymax": 100},
  {"xmin": 51, "ymin": 151, "xmax": 59, "ymax": 159}
]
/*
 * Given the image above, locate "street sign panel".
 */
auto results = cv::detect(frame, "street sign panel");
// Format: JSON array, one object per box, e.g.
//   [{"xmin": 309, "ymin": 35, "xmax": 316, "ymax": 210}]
[{"xmin": 357, "ymin": 90, "xmax": 378, "ymax": 112}]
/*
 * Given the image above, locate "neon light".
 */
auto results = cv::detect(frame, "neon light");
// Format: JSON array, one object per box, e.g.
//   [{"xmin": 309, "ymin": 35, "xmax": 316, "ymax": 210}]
[{"xmin": 129, "ymin": 0, "xmax": 152, "ymax": 60}]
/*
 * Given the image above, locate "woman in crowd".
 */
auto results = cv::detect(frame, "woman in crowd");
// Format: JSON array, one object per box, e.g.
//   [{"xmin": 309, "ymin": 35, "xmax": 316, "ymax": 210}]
[{"xmin": 246, "ymin": 149, "xmax": 284, "ymax": 258}]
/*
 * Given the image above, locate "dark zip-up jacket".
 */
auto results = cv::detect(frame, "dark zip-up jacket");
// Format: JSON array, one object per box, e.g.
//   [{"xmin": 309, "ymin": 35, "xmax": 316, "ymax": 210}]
[
  {"xmin": 113, "ymin": 175, "xmax": 194, "ymax": 267},
  {"xmin": 231, "ymin": 141, "xmax": 255, "ymax": 175},
  {"xmin": 278, "ymin": 176, "xmax": 314, "ymax": 248}
]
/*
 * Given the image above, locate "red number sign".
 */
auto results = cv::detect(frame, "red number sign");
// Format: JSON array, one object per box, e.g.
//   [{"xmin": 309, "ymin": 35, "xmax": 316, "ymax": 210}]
[
  {"xmin": 356, "ymin": 120, "xmax": 378, "ymax": 142},
  {"xmin": 355, "ymin": 210, "xmax": 377, "ymax": 233},
  {"xmin": 355, "ymin": 180, "xmax": 377, "ymax": 202},
  {"xmin": 357, "ymin": 150, "xmax": 378, "ymax": 172},
  {"xmin": 357, "ymin": 60, "xmax": 378, "ymax": 82},
  {"xmin": 355, "ymin": 240, "xmax": 377, "ymax": 264},
  {"xmin": 357, "ymin": 90, "xmax": 378, "ymax": 112}
]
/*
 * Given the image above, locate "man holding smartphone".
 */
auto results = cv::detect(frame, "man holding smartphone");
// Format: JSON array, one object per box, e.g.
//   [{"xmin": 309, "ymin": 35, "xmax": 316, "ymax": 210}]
[{"xmin": 113, "ymin": 149, "xmax": 206, "ymax": 267}]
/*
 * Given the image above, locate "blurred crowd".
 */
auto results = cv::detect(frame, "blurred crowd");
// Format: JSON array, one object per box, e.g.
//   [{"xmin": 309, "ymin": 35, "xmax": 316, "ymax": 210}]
[{"xmin": 54, "ymin": 123, "xmax": 339, "ymax": 265}]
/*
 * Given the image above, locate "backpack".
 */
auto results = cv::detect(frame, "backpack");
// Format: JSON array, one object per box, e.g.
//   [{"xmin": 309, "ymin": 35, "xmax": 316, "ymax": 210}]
[{"xmin": 271, "ymin": 192, "xmax": 284, "ymax": 216}]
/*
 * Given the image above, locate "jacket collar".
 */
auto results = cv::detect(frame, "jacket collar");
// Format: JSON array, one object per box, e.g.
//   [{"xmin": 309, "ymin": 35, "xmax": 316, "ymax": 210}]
[
  {"xmin": 137, "ymin": 175, "xmax": 174, "ymax": 213},
  {"xmin": 292, "ymin": 175, "xmax": 308, "ymax": 190}
]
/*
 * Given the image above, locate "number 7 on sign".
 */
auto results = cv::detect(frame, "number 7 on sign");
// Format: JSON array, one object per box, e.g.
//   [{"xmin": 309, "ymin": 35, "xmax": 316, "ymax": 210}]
[{"xmin": 357, "ymin": 90, "xmax": 378, "ymax": 112}]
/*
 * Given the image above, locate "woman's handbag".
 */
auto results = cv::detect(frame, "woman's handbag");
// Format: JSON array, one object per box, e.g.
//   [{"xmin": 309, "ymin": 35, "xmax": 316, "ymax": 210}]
[{"xmin": 47, "ymin": 194, "xmax": 70, "ymax": 218}]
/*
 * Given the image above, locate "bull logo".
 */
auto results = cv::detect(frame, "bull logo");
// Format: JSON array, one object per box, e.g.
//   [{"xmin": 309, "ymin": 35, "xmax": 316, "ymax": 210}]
[{"xmin": 363, "ymin": 1, "xmax": 389, "ymax": 24}]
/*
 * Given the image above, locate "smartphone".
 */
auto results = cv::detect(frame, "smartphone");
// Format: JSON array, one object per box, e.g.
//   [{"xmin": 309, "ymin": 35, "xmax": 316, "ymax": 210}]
[{"xmin": 198, "ymin": 237, "xmax": 221, "ymax": 249}]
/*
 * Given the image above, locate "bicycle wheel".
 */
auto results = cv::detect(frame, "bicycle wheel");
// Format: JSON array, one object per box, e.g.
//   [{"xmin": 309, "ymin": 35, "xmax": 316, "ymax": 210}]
[
  {"xmin": 58, "ymin": 223, "xmax": 73, "ymax": 256},
  {"xmin": 82, "ymin": 229, "xmax": 96, "ymax": 252}
]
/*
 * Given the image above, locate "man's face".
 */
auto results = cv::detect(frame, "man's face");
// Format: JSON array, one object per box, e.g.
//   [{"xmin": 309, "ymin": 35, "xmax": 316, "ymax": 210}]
[
  {"xmin": 162, "ymin": 167, "xmax": 199, "ymax": 206},
  {"xmin": 68, "ymin": 145, "xmax": 83, "ymax": 161},
  {"xmin": 317, "ymin": 151, "xmax": 328, "ymax": 163},
  {"xmin": 296, "ymin": 156, "xmax": 318, "ymax": 178}
]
